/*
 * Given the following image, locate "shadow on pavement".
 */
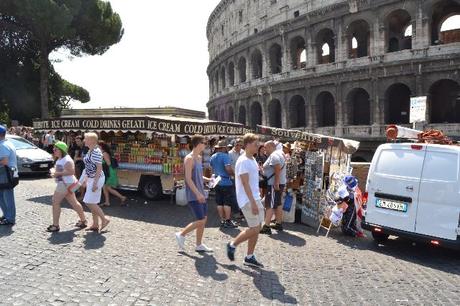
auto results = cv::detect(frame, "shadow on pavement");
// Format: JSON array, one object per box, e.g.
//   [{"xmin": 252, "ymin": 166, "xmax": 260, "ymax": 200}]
[
  {"xmin": 269, "ymin": 230, "xmax": 306, "ymax": 247},
  {"xmin": 181, "ymin": 252, "xmax": 228, "ymax": 282},
  {"xmin": 219, "ymin": 227, "xmax": 242, "ymax": 238},
  {"xmin": 220, "ymin": 263, "xmax": 297, "ymax": 304},
  {"xmin": 83, "ymin": 231, "xmax": 106, "ymax": 250},
  {"xmin": 47, "ymin": 229, "xmax": 78, "ymax": 245},
  {"xmin": 0, "ymin": 226, "xmax": 14, "ymax": 237},
  {"xmin": 27, "ymin": 194, "xmax": 226, "ymax": 229}
]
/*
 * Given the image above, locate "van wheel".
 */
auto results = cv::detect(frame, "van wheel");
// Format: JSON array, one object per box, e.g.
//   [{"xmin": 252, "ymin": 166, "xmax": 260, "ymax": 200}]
[
  {"xmin": 372, "ymin": 231, "xmax": 389, "ymax": 244},
  {"xmin": 140, "ymin": 177, "xmax": 162, "ymax": 201}
]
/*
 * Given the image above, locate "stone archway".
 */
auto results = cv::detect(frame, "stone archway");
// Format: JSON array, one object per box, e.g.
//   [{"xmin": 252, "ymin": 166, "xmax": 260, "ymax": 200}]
[
  {"xmin": 431, "ymin": 0, "xmax": 460, "ymax": 44},
  {"xmin": 251, "ymin": 49, "xmax": 263, "ymax": 79},
  {"xmin": 316, "ymin": 92, "xmax": 336, "ymax": 127},
  {"xmin": 429, "ymin": 79, "xmax": 460, "ymax": 123},
  {"xmin": 250, "ymin": 102, "xmax": 263, "ymax": 129},
  {"xmin": 346, "ymin": 88, "xmax": 371, "ymax": 125},
  {"xmin": 269, "ymin": 43, "xmax": 283, "ymax": 74},
  {"xmin": 347, "ymin": 20, "xmax": 370, "ymax": 58},
  {"xmin": 238, "ymin": 105, "xmax": 247, "ymax": 125},
  {"xmin": 316, "ymin": 29, "xmax": 335, "ymax": 64},
  {"xmin": 238, "ymin": 57, "xmax": 247, "ymax": 83},
  {"xmin": 384, "ymin": 83, "xmax": 411, "ymax": 124},
  {"xmin": 288, "ymin": 95, "xmax": 307, "ymax": 128},
  {"xmin": 386, "ymin": 9, "xmax": 412, "ymax": 52},
  {"xmin": 268, "ymin": 99, "xmax": 282, "ymax": 128}
]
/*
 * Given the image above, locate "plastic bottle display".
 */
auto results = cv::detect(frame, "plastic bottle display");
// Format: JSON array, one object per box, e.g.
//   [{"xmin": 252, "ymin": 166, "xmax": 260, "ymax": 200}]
[{"xmin": 111, "ymin": 136, "xmax": 186, "ymax": 175}]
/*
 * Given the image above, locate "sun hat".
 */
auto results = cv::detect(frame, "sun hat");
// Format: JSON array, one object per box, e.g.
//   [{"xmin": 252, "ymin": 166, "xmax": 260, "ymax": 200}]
[
  {"xmin": 54, "ymin": 141, "xmax": 68, "ymax": 154},
  {"xmin": 214, "ymin": 140, "xmax": 228, "ymax": 149}
]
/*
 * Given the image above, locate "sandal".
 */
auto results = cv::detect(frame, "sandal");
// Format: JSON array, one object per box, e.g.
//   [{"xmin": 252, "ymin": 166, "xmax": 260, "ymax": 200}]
[
  {"xmin": 75, "ymin": 220, "xmax": 88, "ymax": 229},
  {"xmin": 86, "ymin": 226, "xmax": 99, "ymax": 231},
  {"xmin": 99, "ymin": 219, "xmax": 110, "ymax": 233},
  {"xmin": 46, "ymin": 225, "xmax": 60, "ymax": 232}
]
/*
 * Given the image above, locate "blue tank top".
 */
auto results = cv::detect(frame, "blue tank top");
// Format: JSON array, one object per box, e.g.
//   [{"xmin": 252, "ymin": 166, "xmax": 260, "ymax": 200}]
[{"xmin": 185, "ymin": 156, "xmax": 205, "ymax": 202}]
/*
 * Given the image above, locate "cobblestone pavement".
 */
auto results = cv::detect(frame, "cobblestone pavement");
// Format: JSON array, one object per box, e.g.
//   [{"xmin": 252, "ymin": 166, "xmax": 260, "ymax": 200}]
[{"xmin": 0, "ymin": 177, "xmax": 459, "ymax": 305}]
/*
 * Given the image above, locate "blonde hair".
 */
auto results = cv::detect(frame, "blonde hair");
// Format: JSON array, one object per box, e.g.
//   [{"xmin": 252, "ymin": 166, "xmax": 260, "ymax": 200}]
[
  {"xmin": 243, "ymin": 133, "xmax": 258, "ymax": 147},
  {"xmin": 84, "ymin": 132, "xmax": 99, "ymax": 143}
]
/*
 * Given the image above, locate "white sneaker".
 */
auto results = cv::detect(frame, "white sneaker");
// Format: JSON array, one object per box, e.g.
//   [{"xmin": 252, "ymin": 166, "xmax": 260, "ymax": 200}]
[
  {"xmin": 175, "ymin": 232, "xmax": 185, "ymax": 251},
  {"xmin": 195, "ymin": 244, "xmax": 213, "ymax": 253}
]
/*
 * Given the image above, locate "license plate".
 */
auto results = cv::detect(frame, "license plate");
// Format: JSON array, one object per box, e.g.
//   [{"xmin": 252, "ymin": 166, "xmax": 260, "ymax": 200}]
[
  {"xmin": 39, "ymin": 164, "xmax": 49, "ymax": 168},
  {"xmin": 376, "ymin": 199, "xmax": 408, "ymax": 212}
]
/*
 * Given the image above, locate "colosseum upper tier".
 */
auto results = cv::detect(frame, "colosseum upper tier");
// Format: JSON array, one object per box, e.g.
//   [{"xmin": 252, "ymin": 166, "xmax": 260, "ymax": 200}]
[{"xmin": 206, "ymin": 0, "xmax": 460, "ymax": 160}]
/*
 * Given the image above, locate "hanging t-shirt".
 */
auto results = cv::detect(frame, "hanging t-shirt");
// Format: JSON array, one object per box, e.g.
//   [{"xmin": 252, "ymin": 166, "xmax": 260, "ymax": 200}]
[
  {"xmin": 235, "ymin": 154, "xmax": 261, "ymax": 208},
  {"xmin": 55, "ymin": 155, "xmax": 76, "ymax": 184}
]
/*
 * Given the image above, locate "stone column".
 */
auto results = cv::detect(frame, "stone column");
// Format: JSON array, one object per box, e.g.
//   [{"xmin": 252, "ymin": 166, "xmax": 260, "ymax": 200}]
[
  {"xmin": 336, "ymin": 21, "xmax": 346, "ymax": 62},
  {"xmin": 373, "ymin": 17, "xmax": 385, "ymax": 56},
  {"xmin": 261, "ymin": 43, "xmax": 270, "ymax": 78},
  {"xmin": 307, "ymin": 28, "xmax": 317, "ymax": 67},
  {"xmin": 309, "ymin": 89, "xmax": 318, "ymax": 128},
  {"xmin": 282, "ymin": 33, "xmax": 291, "ymax": 73},
  {"xmin": 335, "ymin": 83, "xmax": 344, "ymax": 137},
  {"xmin": 414, "ymin": 2, "xmax": 430, "ymax": 49},
  {"xmin": 282, "ymin": 92, "xmax": 288, "ymax": 129}
]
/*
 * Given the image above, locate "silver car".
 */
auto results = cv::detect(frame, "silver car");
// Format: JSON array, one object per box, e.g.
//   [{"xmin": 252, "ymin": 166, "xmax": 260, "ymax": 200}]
[{"xmin": 6, "ymin": 135, "xmax": 54, "ymax": 175}]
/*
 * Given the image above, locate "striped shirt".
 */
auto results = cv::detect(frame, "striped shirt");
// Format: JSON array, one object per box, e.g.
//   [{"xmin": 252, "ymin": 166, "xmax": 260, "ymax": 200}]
[{"xmin": 84, "ymin": 147, "xmax": 103, "ymax": 178}]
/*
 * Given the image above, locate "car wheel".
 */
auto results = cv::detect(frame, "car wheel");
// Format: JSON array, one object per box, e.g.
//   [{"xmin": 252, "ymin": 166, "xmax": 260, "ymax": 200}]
[
  {"xmin": 372, "ymin": 231, "xmax": 389, "ymax": 244},
  {"xmin": 140, "ymin": 177, "xmax": 162, "ymax": 201}
]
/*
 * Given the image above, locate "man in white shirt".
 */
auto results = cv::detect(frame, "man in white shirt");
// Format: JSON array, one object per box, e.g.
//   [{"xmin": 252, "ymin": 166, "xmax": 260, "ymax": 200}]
[
  {"xmin": 228, "ymin": 138, "xmax": 243, "ymax": 171},
  {"xmin": 226, "ymin": 134, "xmax": 265, "ymax": 268}
]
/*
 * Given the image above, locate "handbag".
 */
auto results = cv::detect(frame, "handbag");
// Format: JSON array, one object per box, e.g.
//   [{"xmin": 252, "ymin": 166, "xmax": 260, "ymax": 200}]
[
  {"xmin": 283, "ymin": 192, "xmax": 294, "ymax": 212},
  {"xmin": 0, "ymin": 165, "xmax": 19, "ymax": 189}
]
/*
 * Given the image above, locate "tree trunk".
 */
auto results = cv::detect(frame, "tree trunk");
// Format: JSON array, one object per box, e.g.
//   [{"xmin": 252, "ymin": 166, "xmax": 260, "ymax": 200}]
[{"xmin": 39, "ymin": 44, "xmax": 50, "ymax": 119}]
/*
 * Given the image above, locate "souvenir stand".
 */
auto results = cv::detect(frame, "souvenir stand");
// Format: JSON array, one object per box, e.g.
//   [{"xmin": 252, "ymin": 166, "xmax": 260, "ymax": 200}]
[
  {"xmin": 33, "ymin": 116, "xmax": 250, "ymax": 199},
  {"xmin": 255, "ymin": 125, "xmax": 360, "ymax": 227}
]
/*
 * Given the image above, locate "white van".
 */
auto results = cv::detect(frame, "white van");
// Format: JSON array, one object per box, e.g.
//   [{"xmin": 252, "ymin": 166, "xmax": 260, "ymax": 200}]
[{"xmin": 362, "ymin": 143, "xmax": 460, "ymax": 250}]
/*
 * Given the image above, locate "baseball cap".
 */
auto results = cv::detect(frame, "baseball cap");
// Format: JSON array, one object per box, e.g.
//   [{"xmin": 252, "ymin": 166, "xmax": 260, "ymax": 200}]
[
  {"xmin": 0, "ymin": 125, "xmax": 7, "ymax": 134},
  {"xmin": 344, "ymin": 175, "xmax": 358, "ymax": 190},
  {"xmin": 54, "ymin": 141, "xmax": 68, "ymax": 154}
]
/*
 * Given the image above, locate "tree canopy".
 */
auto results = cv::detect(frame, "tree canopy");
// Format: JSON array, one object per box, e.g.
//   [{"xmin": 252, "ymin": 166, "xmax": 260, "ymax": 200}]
[{"xmin": 0, "ymin": 0, "xmax": 123, "ymax": 122}]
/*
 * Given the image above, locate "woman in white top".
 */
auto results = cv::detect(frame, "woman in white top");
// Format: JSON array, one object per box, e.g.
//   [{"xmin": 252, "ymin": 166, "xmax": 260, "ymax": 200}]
[
  {"xmin": 81, "ymin": 133, "xmax": 110, "ymax": 233},
  {"xmin": 47, "ymin": 141, "xmax": 87, "ymax": 232}
]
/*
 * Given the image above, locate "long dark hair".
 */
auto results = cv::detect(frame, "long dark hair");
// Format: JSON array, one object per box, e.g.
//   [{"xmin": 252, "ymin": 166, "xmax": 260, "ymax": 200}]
[{"xmin": 98, "ymin": 141, "xmax": 112, "ymax": 157}]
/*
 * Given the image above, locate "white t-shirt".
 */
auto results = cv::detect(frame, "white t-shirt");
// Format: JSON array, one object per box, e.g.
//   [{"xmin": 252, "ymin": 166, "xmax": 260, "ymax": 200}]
[
  {"xmin": 55, "ymin": 155, "xmax": 76, "ymax": 184},
  {"xmin": 235, "ymin": 154, "xmax": 261, "ymax": 208}
]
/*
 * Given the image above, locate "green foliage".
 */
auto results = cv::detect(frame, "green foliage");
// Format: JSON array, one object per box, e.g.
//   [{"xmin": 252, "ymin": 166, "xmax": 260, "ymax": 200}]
[{"xmin": 0, "ymin": 0, "xmax": 123, "ymax": 119}]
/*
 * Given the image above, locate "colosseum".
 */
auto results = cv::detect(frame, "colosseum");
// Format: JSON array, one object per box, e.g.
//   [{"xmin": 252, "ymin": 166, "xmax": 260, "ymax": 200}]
[{"xmin": 206, "ymin": 0, "xmax": 460, "ymax": 161}]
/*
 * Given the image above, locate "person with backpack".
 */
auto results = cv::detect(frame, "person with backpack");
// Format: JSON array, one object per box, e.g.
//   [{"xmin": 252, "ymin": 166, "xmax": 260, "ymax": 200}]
[
  {"xmin": 99, "ymin": 142, "xmax": 127, "ymax": 207},
  {"xmin": 0, "ymin": 125, "xmax": 18, "ymax": 226}
]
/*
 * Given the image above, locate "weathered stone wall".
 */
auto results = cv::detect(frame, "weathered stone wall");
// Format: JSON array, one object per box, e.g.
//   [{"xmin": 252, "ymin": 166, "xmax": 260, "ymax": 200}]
[{"xmin": 207, "ymin": 0, "xmax": 460, "ymax": 161}]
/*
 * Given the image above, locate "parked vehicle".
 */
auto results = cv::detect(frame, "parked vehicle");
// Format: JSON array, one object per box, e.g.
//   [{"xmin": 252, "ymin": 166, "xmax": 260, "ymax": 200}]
[
  {"xmin": 362, "ymin": 143, "xmax": 460, "ymax": 250},
  {"xmin": 6, "ymin": 135, "xmax": 54, "ymax": 175}
]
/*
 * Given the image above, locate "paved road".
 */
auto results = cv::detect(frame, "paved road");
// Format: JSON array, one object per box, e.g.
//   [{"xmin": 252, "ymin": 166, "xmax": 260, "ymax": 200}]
[{"xmin": 0, "ymin": 177, "xmax": 459, "ymax": 305}]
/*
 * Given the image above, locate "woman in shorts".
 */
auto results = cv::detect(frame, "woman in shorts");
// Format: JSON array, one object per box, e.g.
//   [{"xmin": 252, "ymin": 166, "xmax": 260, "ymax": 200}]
[
  {"xmin": 81, "ymin": 133, "xmax": 110, "ymax": 233},
  {"xmin": 46, "ymin": 141, "xmax": 87, "ymax": 232}
]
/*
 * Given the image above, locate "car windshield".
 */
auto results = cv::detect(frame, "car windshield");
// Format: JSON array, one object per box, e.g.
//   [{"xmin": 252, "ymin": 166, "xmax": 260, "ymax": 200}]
[{"xmin": 8, "ymin": 137, "xmax": 36, "ymax": 150}]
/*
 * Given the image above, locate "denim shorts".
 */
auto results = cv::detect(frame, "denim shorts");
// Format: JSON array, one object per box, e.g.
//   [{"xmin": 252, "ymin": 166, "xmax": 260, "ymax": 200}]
[{"xmin": 188, "ymin": 201, "xmax": 208, "ymax": 220}]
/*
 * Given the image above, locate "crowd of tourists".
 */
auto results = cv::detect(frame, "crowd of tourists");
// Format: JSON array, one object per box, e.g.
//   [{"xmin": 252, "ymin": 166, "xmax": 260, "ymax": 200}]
[
  {"xmin": 176, "ymin": 133, "xmax": 291, "ymax": 267},
  {"xmin": 0, "ymin": 127, "xmax": 362, "ymax": 268}
]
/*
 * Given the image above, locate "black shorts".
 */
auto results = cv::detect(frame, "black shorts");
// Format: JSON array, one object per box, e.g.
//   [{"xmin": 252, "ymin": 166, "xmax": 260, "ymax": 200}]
[
  {"xmin": 265, "ymin": 185, "xmax": 285, "ymax": 209},
  {"xmin": 215, "ymin": 185, "xmax": 234, "ymax": 207}
]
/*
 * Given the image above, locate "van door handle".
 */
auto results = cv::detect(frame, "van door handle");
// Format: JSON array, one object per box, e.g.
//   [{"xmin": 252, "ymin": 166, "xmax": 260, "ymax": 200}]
[{"xmin": 406, "ymin": 186, "xmax": 414, "ymax": 191}]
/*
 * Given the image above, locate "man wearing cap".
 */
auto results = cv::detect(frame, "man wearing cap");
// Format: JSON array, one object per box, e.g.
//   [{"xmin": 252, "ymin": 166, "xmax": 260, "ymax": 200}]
[
  {"xmin": 0, "ymin": 125, "xmax": 18, "ymax": 225},
  {"xmin": 210, "ymin": 140, "xmax": 237, "ymax": 228}
]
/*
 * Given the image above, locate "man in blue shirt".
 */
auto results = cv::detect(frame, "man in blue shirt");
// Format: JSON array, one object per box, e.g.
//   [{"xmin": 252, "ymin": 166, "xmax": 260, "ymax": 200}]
[
  {"xmin": 210, "ymin": 140, "xmax": 237, "ymax": 228},
  {"xmin": 0, "ymin": 125, "xmax": 18, "ymax": 225}
]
